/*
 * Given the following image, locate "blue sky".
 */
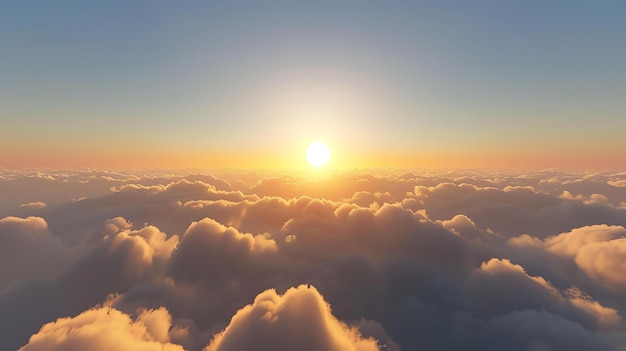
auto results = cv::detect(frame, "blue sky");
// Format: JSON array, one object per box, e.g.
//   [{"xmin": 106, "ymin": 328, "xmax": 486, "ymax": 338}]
[{"xmin": 2, "ymin": 1, "xmax": 625, "ymax": 168}]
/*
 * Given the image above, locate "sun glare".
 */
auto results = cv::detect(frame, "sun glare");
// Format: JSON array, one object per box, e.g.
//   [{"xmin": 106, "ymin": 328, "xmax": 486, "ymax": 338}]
[{"xmin": 306, "ymin": 141, "xmax": 331, "ymax": 167}]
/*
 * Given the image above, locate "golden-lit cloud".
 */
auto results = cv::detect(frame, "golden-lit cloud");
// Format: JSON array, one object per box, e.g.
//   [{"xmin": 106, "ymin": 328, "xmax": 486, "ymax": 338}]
[
  {"xmin": 575, "ymin": 238, "xmax": 626, "ymax": 292},
  {"xmin": 19, "ymin": 307, "xmax": 186, "ymax": 351},
  {"xmin": 0, "ymin": 216, "xmax": 73, "ymax": 286},
  {"xmin": 544, "ymin": 225, "xmax": 626, "ymax": 257},
  {"xmin": 204, "ymin": 285, "xmax": 379, "ymax": 351}
]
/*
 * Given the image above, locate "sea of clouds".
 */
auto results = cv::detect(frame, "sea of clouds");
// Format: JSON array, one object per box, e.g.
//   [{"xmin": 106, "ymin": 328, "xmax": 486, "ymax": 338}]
[{"xmin": 2, "ymin": 167, "xmax": 626, "ymax": 350}]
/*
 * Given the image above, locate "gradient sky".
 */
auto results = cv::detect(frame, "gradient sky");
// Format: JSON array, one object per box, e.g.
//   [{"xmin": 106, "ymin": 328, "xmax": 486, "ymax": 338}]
[{"xmin": 2, "ymin": 1, "xmax": 625, "ymax": 169}]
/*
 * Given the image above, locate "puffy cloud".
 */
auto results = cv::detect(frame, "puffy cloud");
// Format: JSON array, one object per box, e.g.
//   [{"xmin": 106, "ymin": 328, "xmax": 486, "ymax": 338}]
[
  {"xmin": 509, "ymin": 225, "xmax": 626, "ymax": 295},
  {"xmin": 467, "ymin": 258, "xmax": 560, "ymax": 315},
  {"xmin": 19, "ymin": 307, "xmax": 186, "ymax": 351},
  {"xmin": 0, "ymin": 216, "xmax": 74, "ymax": 286},
  {"xmin": 467, "ymin": 258, "xmax": 621, "ymax": 329},
  {"xmin": 413, "ymin": 181, "xmax": 626, "ymax": 238},
  {"xmin": 169, "ymin": 218, "xmax": 277, "ymax": 285},
  {"xmin": 439, "ymin": 214, "xmax": 497, "ymax": 243},
  {"xmin": 0, "ymin": 219, "xmax": 180, "ymax": 350},
  {"xmin": 0, "ymin": 215, "xmax": 47, "ymax": 234},
  {"xmin": 204, "ymin": 285, "xmax": 379, "ymax": 351},
  {"xmin": 62, "ymin": 222, "xmax": 180, "ymax": 302},
  {"xmin": 575, "ymin": 238, "xmax": 626, "ymax": 292},
  {"xmin": 544, "ymin": 225, "xmax": 626, "ymax": 257}
]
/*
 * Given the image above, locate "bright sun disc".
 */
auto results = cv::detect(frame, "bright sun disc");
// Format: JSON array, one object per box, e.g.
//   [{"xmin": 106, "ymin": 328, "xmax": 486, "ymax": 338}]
[{"xmin": 306, "ymin": 141, "xmax": 331, "ymax": 167}]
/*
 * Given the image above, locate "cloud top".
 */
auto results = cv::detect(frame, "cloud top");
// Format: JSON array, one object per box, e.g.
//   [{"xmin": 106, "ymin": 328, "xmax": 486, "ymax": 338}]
[
  {"xmin": 19, "ymin": 307, "xmax": 186, "ymax": 351},
  {"xmin": 205, "ymin": 285, "xmax": 379, "ymax": 351}
]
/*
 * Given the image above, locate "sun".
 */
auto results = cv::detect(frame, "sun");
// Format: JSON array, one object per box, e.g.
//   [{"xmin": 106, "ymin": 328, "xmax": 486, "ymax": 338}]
[{"xmin": 306, "ymin": 141, "xmax": 331, "ymax": 167}]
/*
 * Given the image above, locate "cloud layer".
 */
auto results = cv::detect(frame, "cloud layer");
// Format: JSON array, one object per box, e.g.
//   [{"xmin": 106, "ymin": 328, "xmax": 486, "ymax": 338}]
[{"xmin": 2, "ymin": 168, "xmax": 626, "ymax": 350}]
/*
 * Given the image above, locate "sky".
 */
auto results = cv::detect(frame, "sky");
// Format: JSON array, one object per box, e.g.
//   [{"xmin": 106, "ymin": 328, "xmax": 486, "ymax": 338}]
[
  {"xmin": 2, "ymin": 0, "xmax": 626, "ymax": 169},
  {"xmin": 5, "ymin": 4, "xmax": 626, "ymax": 350}
]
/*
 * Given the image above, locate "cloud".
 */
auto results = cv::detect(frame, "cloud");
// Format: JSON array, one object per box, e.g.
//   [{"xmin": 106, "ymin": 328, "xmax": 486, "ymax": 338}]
[
  {"xmin": 168, "ymin": 218, "xmax": 277, "ymax": 285},
  {"xmin": 575, "ymin": 238, "xmax": 626, "ymax": 292},
  {"xmin": 0, "ymin": 215, "xmax": 47, "ymax": 233},
  {"xmin": 3, "ymin": 169, "xmax": 626, "ymax": 350},
  {"xmin": 0, "ymin": 219, "xmax": 180, "ymax": 350},
  {"xmin": 467, "ymin": 258, "xmax": 621, "ymax": 329},
  {"xmin": 565, "ymin": 287, "xmax": 621, "ymax": 327},
  {"xmin": 509, "ymin": 224, "xmax": 626, "ymax": 295},
  {"xmin": 544, "ymin": 225, "xmax": 626, "ymax": 257},
  {"xmin": 608, "ymin": 180, "xmax": 626, "ymax": 188},
  {"xmin": 18, "ymin": 307, "xmax": 186, "ymax": 351},
  {"xmin": 18, "ymin": 202, "xmax": 46, "ymax": 210},
  {"xmin": 0, "ymin": 216, "xmax": 74, "ymax": 286},
  {"xmin": 413, "ymin": 180, "xmax": 626, "ymax": 238},
  {"xmin": 204, "ymin": 285, "xmax": 379, "ymax": 351}
]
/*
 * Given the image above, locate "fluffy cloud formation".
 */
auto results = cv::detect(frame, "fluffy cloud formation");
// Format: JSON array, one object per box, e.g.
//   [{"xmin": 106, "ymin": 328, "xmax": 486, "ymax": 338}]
[
  {"xmin": 510, "ymin": 225, "xmax": 626, "ymax": 294},
  {"xmin": 0, "ymin": 216, "xmax": 73, "ymax": 286},
  {"xmin": 2, "ymin": 168, "xmax": 626, "ymax": 350},
  {"xmin": 576, "ymin": 238, "xmax": 626, "ymax": 292},
  {"xmin": 169, "ymin": 217, "xmax": 277, "ymax": 285},
  {"xmin": 19, "ymin": 307, "xmax": 186, "ymax": 351},
  {"xmin": 467, "ymin": 258, "xmax": 620, "ymax": 329},
  {"xmin": 205, "ymin": 285, "xmax": 379, "ymax": 351},
  {"xmin": 544, "ymin": 225, "xmax": 626, "ymax": 257}
]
